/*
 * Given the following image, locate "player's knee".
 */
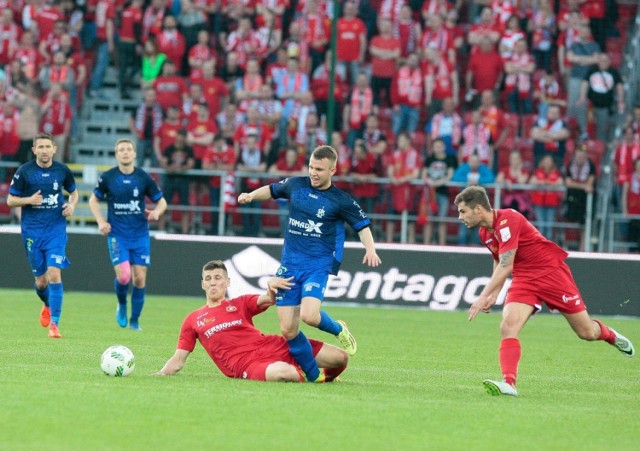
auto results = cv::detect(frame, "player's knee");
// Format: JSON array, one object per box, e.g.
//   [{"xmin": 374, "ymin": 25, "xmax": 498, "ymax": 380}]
[
  {"xmin": 576, "ymin": 327, "xmax": 598, "ymax": 341},
  {"xmin": 117, "ymin": 262, "xmax": 131, "ymax": 285},
  {"xmin": 268, "ymin": 364, "xmax": 302, "ymax": 382},
  {"xmin": 335, "ymin": 349, "xmax": 349, "ymax": 367},
  {"xmin": 35, "ymin": 279, "xmax": 48, "ymax": 291},
  {"xmin": 300, "ymin": 311, "xmax": 320, "ymax": 327}
]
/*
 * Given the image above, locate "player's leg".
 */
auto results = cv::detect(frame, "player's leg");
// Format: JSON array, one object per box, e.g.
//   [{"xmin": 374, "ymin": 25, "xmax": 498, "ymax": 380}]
[
  {"xmin": 23, "ymin": 236, "xmax": 51, "ymax": 327},
  {"xmin": 130, "ymin": 265, "xmax": 148, "ymax": 331},
  {"xmin": 563, "ymin": 311, "xmax": 635, "ymax": 357},
  {"xmin": 45, "ymin": 267, "xmax": 63, "ymax": 338},
  {"xmin": 114, "ymin": 261, "xmax": 132, "ymax": 328},
  {"xmin": 277, "ymin": 304, "xmax": 322, "ymax": 382},
  {"xmin": 313, "ymin": 341, "xmax": 349, "ymax": 382},
  {"xmin": 264, "ymin": 362, "xmax": 305, "ymax": 382}
]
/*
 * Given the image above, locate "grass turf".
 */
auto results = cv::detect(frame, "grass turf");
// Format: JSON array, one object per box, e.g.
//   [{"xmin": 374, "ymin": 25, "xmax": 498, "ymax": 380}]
[{"xmin": 0, "ymin": 289, "xmax": 638, "ymax": 450}]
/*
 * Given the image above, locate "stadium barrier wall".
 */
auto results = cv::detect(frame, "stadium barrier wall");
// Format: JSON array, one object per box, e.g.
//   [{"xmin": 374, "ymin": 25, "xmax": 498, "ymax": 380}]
[{"xmin": 1, "ymin": 230, "xmax": 638, "ymax": 317}]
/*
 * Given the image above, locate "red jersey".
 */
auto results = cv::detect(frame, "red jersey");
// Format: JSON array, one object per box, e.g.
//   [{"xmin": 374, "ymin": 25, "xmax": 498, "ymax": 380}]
[
  {"xmin": 192, "ymin": 76, "xmax": 229, "ymax": 119},
  {"xmin": 187, "ymin": 118, "xmax": 218, "ymax": 160},
  {"xmin": 201, "ymin": 143, "xmax": 236, "ymax": 187},
  {"xmin": 0, "ymin": 22, "xmax": 22, "ymax": 66},
  {"xmin": 467, "ymin": 50, "xmax": 503, "ymax": 92},
  {"xmin": 93, "ymin": 1, "xmax": 116, "ymax": 41},
  {"xmin": 479, "ymin": 209, "xmax": 568, "ymax": 280},
  {"xmin": 33, "ymin": 5, "xmax": 63, "ymax": 42},
  {"xmin": 119, "ymin": 4, "xmax": 143, "ymax": 42},
  {"xmin": 153, "ymin": 75, "xmax": 188, "ymax": 111},
  {"xmin": 424, "ymin": 58, "xmax": 455, "ymax": 100},
  {"xmin": 336, "ymin": 17, "xmax": 366, "ymax": 62},
  {"xmin": 188, "ymin": 44, "xmax": 214, "ymax": 79},
  {"xmin": 156, "ymin": 120, "xmax": 182, "ymax": 155},
  {"xmin": 41, "ymin": 96, "xmax": 72, "ymax": 135},
  {"xmin": 176, "ymin": 295, "xmax": 292, "ymax": 378},
  {"xmin": 370, "ymin": 35, "xmax": 401, "ymax": 78},
  {"xmin": 350, "ymin": 152, "xmax": 379, "ymax": 199},
  {"xmin": 156, "ymin": 30, "xmax": 186, "ymax": 72}
]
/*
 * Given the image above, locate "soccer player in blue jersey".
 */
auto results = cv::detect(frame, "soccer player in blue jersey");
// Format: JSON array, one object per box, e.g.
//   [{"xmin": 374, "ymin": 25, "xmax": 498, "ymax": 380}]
[
  {"xmin": 88, "ymin": 139, "xmax": 167, "ymax": 331},
  {"xmin": 238, "ymin": 145, "xmax": 382, "ymax": 382},
  {"xmin": 7, "ymin": 133, "xmax": 78, "ymax": 338}
]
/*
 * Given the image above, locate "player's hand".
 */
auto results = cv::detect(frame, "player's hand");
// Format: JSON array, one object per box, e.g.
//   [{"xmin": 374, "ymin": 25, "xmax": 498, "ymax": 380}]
[
  {"xmin": 61, "ymin": 203, "xmax": 75, "ymax": 217},
  {"xmin": 468, "ymin": 294, "xmax": 496, "ymax": 321},
  {"xmin": 267, "ymin": 276, "xmax": 295, "ymax": 295},
  {"xmin": 30, "ymin": 190, "xmax": 43, "ymax": 205},
  {"xmin": 237, "ymin": 193, "xmax": 252, "ymax": 204},
  {"xmin": 98, "ymin": 221, "xmax": 111, "ymax": 235},
  {"xmin": 363, "ymin": 251, "xmax": 381, "ymax": 267},
  {"xmin": 146, "ymin": 208, "xmax": 161, "ymax": 221}
]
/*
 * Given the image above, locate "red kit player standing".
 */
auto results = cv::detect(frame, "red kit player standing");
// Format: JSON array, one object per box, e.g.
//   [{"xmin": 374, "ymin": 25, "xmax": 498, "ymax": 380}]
[{"xmin": 454, "ymin": 186, "xmax": 634, "ymax": 396}]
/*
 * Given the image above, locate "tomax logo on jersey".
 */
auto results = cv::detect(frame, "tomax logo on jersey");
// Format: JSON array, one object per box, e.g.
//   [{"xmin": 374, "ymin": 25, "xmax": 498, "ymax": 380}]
[
  {"xmin": 224, "ymin": 246, "xmax": 511, "ymax": 311},
  {"xmin": 113, "ymin": 200, "xmax": 141, "ymax": 212},
  {"xmin": 289, "ymin": 217, "xmax": 323, "ymax": 234},
  {"xmin": 40, "ymin": 193, "xmax": 59, "ymax": 206}
]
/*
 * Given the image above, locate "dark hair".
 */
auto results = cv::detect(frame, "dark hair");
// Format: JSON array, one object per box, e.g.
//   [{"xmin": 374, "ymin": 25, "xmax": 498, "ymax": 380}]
[
  {"xmin": 454, "ymin": 186, "xmax": 492, "ymax": 210},
  {"xmin": 202, "ymin": 260, "xmax": 228, "ymax": 275},
  {"xmin": 311, "ymin": 145, "xmax": 338, "ymax": 163},
  {"xmin": 33, "ymin": 133, "xmax": 55, "ymax": 146}
]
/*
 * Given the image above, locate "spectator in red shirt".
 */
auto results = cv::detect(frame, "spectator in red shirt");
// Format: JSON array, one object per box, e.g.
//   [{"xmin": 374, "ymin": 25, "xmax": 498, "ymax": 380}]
[
  {"xmin": 369, "ymin": 18, "xmax": 401, "ymax": 108},
  {"xmin": 38, "ymin": 19, "xmax": 67, "ymax": 64},
  {"xmin": 479, "ymin": 90, "xmax": 508, "ymax": 155},
  {"xmin": 142, "ymin": 0, "xmax": 167, "ymax": 42},
  {"xmin": 187, "ymin": 102, "xmax": 219, "ymax": 168},
  {"xmin": 118, "ymin": 0, "xmax": 144, "ymax": 99},
  {"xmin": 504, "ymin": 39, "xmax": 535, "ymax": 116},
  {"xmin": 394, "ymin": 4, "xmax": 421, "ymax": 61},
  {"xmin": 201, "ymin": 135, "xmax": 237, "ymax": 235},
  {"xmin": 156, "ymin": 15, "xmax": 186, "ymax": 74},
  {"xmin": 268, "ymin": 145, "xmax": 307, "ymax": 234},
  {"xmin": 226, "ymin": 15, "xmax": 263, "ymax": 69},
  {"xmin": 336, "ymin": 0, "xmax": 367, "ymax": 86},
  {"xmin": 499, "ymin": 15, "xmax": 526, "ymax": 61},
  {"xmin": 233, "ymin": 106, "xmax": 273, "ymax": 157},
  {"xmin": 235, "ymin": 58, "xmax": 264, "ymax": 113},
  {"xmin": 390, "ymin": 52, "xmax": 423, "ymax": 136},
  {"xmin": 529, "ymin": 153, "xmax": 563, "ymax": 240},
  {"xmin": 0, "ymin": 9, "xmax": 22, "ymax": 67},
  {"xmin": 40, "ymin": 82, "xmax": 71, "ymax": 161},
  {"xmin": 129, "ymin": 87, "xmax": 164, "ymax": 167},
  {"xmin": 466, "ymin": 37, "xmax": 503, "ymax": 107},
  {"xmin": 188, "ymin": 29, "xmax": 213, "ymax": 80},
  {"xmin": 343, "ymin": 72, "xmax": 376, "ymax": 149},
  {"xmin": 154, "ymin": 104, "xmax": 183, "ymax": 162},
  {"xmin": 459, "ymin": 109, "xmax": 494, "ymax": 168},
  {"xmin": 298, "ymin": 0, "xmax": 330, "ymax": 74},
  {"xmin": 153, "ymin": 59, "xmax": 188, "ymax": 112},
  {"xmin": 424, "ymin": 49, "xmax": 458, "ymax": 117},
  {"xmin": 15, "ymin": 30, "xmax": 43, "ymax": 83},
  {"xmin": 87, "ymin": 0, "xmax": 115, "ymax": 99},
  {"xmin": 349, "ymin": 139, "xmax": 379, "ymax": 215},
  {"xmin": 420, "ymin": 13, "xmax": 455, "ymax": 65},
  {"xmin": 0, "ymin": 101, "xmax": 20, "ymax": 181},
  {"xmin": 192, "ymin": 60, "xmax": 229, "ymax": 120},
  {"xmin": 311, "ymin": 50, "xmax": 346, "ymax": 132},
  {"xmin": 467, "ymin": 6, "xmax": 500, "ymax": 52}
]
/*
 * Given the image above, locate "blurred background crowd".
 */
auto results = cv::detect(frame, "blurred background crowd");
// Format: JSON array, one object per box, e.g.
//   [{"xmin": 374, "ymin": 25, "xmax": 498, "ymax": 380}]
[{"xmin": 0, "ymin": 0, "xmax": 639, "ymax": 251}]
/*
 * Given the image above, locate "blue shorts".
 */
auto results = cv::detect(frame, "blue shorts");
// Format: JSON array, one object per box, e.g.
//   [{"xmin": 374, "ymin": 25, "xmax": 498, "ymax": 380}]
[
  {"xmin": 274, "ymin": 266, "xmax": 329, "ymax": 307},
  {"xmin": 107, "ymin": 235, "xmax": 151, "ymax": 267},
  {"xmin": 22, "ymin": 233, "xmax": 70, "ymax": 277}
]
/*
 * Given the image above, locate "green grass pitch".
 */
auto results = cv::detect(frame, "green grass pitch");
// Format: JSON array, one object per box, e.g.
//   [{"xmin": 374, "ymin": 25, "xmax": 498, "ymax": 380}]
[{"xmin": 1, "ymin": 289, "xmax": 638, "ymax": 450}]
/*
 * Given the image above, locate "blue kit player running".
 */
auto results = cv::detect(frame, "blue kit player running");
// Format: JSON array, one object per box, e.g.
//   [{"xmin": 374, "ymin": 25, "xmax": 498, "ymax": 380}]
[
  {"xmin": 238, "ymin": 145, "xmax": 382, "ymax": 382},
  {"xmin": 7, "ymin": 133, "xmax": 78, "ymax": 338},
  {"xmin": 89, "ymin": 139, "xmax": 167, "ymax": 330}
]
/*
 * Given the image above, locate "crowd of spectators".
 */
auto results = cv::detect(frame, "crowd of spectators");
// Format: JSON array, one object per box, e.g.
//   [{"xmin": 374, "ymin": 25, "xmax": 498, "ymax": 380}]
[{"xmin": 0, "ymin": 0, "xmax": 638, "ymax": 250}]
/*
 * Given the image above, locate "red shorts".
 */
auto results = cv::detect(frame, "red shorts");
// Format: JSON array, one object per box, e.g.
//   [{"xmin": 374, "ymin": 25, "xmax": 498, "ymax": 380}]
[
  {"xmin": 241, "ymin": 338, "xmax": 324, "ymax": 381},
  {"xmin": 506, "ymin": 263, "xmax": 586, "ymax": 315}
]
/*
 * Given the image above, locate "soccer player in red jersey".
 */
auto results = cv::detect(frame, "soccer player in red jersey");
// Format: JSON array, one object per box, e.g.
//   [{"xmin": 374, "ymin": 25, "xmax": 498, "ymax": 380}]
[
  {"xmin": 156, "ymin": 260, "xmax": 348, "ymax": 382},
  {"xmin": 455, "ymin": 186, "xmax": 635, "ymax": 396}
]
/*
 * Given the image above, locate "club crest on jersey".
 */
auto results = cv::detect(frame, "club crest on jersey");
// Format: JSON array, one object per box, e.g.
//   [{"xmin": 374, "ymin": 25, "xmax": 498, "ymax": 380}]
[
  {"xmin": 53, "ymin": 180, "xmax": 59, "ymax": 191},
  {"xmin": 316, "ymin": 207, "xmax": 325, "ymax": 218},
  {"xmin": 499, "ymin": 227, "xmax": 511, "ymax": 242},
  {"xmin": 226, "ymin": 305, "xmax": 237, "ymax": 312},
  {"xmin": 500, "ymin": 219, "xmax": 508, "ymax": 225},
  {"xmin": 133, "ymin": 187, "xmax": 139, "ymax": 197}
]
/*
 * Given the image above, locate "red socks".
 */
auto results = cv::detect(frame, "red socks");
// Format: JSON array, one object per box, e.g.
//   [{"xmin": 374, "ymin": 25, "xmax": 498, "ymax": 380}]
[
  {"xmin": 499, "ymin": 338, "xmax": 521, "ymax": 386},
  {"xmin": 593, "ymin": 319, "xmax": 616, "ymax": 345}
]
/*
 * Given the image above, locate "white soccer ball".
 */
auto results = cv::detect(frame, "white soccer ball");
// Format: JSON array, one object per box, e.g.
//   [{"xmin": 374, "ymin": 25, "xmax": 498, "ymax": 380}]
[{"xmin": 101, "ymin": 345, "xmax": 135, "ymax": 377}]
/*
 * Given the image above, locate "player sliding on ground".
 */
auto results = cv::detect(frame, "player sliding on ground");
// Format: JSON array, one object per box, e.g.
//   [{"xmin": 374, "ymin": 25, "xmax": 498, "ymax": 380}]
[
  {"xmin": 455, "ymin": 185, "xmax": 634, "ymax": 397},
  {"xmin": 156, "ymin": 260, "xmax": 348, "ymax": 382},
  {"xmin": 238, "ymin": 145, "xmax": 381, "ymax": 382}
]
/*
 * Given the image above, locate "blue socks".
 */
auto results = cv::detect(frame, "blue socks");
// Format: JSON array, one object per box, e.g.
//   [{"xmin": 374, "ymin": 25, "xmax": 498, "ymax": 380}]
[
  {"xmin": 48, "ymin": 282, "xmax": 63, "ymax": 324},
  {"xmin": 287, "ymin": 331, "xmax": 320, "ymax": 381},
  {"xmin": 318, "ymin": 310, "xmax": 342, "ymax": 336},
  {"xmin": 114, "ymin": 278, "xmax": 129, "ymax": 305},
  {"xmin": 131, "ymin": 286, "xmax": 145, "ymax": 322},
  {"xmin": 34, "ymin": 284, "xmax": 50, "ymax": 307}
]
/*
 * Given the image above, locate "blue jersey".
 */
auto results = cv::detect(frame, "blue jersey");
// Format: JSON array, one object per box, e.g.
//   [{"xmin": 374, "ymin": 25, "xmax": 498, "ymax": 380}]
[
  {"xmin": 93, "ymin": 167, "xmax": 163, "ymax": 238},
  {"xmin": 270, "ymin": 176, "xmax": 371, "ymax": 275},
  {"xmin": 9, "ymin": 160, "xmax": 76, "ymax": 236}
]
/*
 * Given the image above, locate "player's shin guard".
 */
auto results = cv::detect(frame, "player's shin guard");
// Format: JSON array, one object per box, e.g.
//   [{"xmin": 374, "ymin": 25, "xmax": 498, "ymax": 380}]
[
  {"xmin": 48, "ymin": 282, "xmax": 63, "ymax": 324},
  {"xmin": 34, "ymin": 283, "xmax": 50, "ymax": 307},
  {"xmin": 499, "ymin": 338, "xmax": 521, "ymax": 386},
  {"xmin": 317, "ymin": 310, "xmax": 342, "ymax": 335},
  {"xmin": 131, "ymin": 286, "xmax": 145, "ymax": 322},
  {"xmin": 593, "ymin": 319, "xmax": 616, "ymax": 345},
  {"xmin": 287, "ymin": 331, "xmax": 320, "ymax": 381},
  {"xmin": 114, "ymin": 278, "xmax": 129, "ymax": 305}
]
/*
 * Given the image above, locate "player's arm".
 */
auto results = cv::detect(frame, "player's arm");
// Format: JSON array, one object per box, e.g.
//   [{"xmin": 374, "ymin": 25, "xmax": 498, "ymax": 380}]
[
  {"xmin": 156, "ymin": 349, "xmax": 191, "ymax": 375},
  {"xmin": 358, "ymin": 227, "xmax": 381, "ymax": 267},
  {"xmin": 468, "ymin": 249, "xmax": 515, "ymax": 321},
  {"xmin": 7, "ymin": 191, "xmax": 44, "ymax": 207},
  {"xmin": 146, "ymin": 197, "xmax": 167, "ymax": 221},
  {"xmin": 237, "ymin": 184, "xmax": 273, "ymax": 204},
  {"xmin": 89, "ymin": 193, "xmax": 111, "ymax": 235},
  {"xmin": 62, "ymin": 189, "xmax": 79, "ymax": 217},
  {"xmin": 257, "ymin": 276, "xmax": 295, "ymax": 308}
]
